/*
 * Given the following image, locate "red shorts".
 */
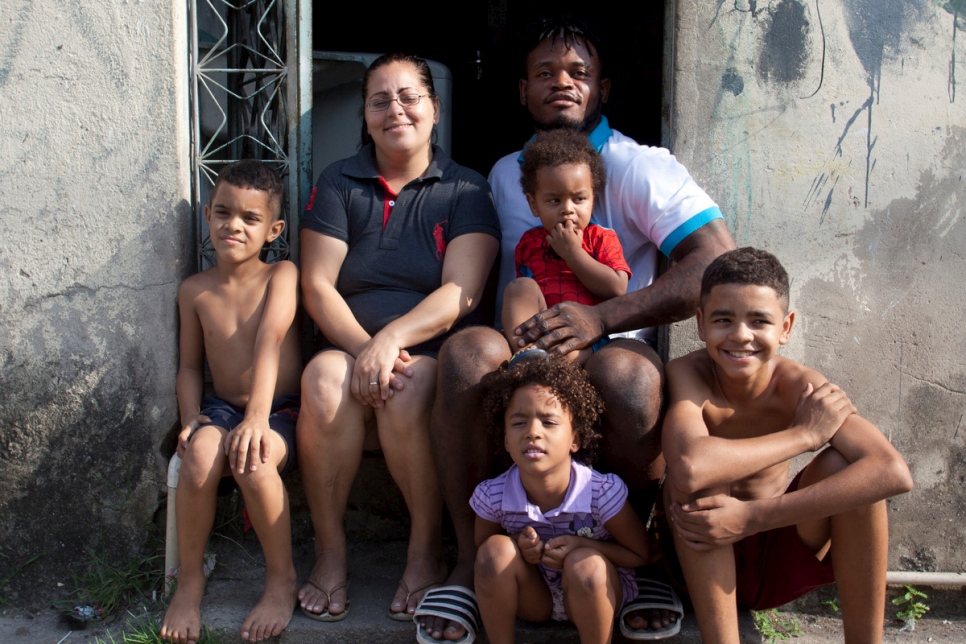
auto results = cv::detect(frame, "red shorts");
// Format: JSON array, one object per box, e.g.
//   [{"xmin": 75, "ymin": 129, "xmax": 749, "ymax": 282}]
[{"xmin": 733, "ymin": 470, "xmax": 835, "ymax": 610}]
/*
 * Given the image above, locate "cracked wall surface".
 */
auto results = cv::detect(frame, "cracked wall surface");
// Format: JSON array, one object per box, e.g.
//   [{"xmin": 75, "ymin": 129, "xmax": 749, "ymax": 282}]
[
  {"xmin": 0, "ymin": 0, "xmax": 190, "ymax": 597},
  {"xmin": 669, "ymin": 0, "xmax": 965, "ymax": 571}
]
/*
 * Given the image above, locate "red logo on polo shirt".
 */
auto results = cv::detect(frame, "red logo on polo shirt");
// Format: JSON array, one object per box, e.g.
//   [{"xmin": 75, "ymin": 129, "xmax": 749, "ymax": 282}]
[{"xmin": 433, "ymin": 221, "xmax": 448, "ymax": 259}]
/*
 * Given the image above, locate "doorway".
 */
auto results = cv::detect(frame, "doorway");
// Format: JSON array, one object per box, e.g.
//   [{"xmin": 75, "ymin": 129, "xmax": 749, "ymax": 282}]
[{"xmin": 313, "ymin": 1, "xmax": 666, "ymax": 176}]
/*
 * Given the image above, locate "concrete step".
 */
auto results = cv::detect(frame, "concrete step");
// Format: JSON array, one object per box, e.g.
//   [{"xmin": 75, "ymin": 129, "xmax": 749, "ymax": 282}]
[{"xmin": 197, "ymin": 538, "xmax": 760, "ymax": 643}]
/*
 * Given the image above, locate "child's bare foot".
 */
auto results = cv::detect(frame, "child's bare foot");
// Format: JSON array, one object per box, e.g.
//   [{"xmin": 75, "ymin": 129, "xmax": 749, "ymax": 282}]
[
  {"xmin": 240, "ymin": 575, "xmax": 298, "ymax": 641},
  {"xmin": 160, "ymin": 575, "xmax": 204, "ymax": 644},
  {"xmin": 389, "ymin": 553, "xmax": 446, "ymax": 618}
]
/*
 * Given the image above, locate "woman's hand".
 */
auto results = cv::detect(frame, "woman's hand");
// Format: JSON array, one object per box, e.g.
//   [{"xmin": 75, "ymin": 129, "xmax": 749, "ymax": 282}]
[{"xmin": 350, "ymin": 334, "xmax": 414, "ymax": 407}]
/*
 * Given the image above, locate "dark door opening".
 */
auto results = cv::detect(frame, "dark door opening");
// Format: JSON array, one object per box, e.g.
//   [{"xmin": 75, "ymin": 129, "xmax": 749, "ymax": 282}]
[{"xmin": 314, "ymin": 2, "xmax": 666, "ymax": 176}]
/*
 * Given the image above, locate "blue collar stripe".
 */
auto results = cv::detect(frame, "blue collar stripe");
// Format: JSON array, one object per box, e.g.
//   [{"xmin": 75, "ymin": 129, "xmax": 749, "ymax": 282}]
[{"xmin": 658, "ymin": 206, "xmax": 723, "ymax": 257}]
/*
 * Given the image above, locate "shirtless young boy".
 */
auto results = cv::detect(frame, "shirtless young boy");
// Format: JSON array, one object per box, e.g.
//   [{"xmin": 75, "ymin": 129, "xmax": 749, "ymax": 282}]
[
  {"xmin": 161, "ymin": 160, "xmax": 302, "ymax": 644},
  {"xmin": 662, "ymin": 247, "xmax": 913, "ymax": 643}
]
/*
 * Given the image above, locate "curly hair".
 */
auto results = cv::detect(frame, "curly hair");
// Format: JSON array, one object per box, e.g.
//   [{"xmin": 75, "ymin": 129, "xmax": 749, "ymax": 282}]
[
  {"xmin": 516, "ymin": 16, "xmax": 609, "ymax": 79},
  {"xmin": 519, "ymin": 129, "xmax": 607, "ymax": 199},
  {"xmin": 701, "ymin": 247, "xmax": 790, "ymax": 312},
  {"xmin": 482, "ymin": 355, "xmax": 603, "ymax": 465}
]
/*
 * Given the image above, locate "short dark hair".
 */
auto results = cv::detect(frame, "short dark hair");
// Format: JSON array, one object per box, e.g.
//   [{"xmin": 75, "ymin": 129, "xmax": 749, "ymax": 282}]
[
  {"xmin": 701, "ymin": 247, "xmax": 790, "ymax": 310},
  {"xmin": 482, "ymin": 356, "xmax": 603, "ymax": 466},
  {"xmin": 360, "ymin": 52, "xmax": 437, "ymax": 148},
  {"xmin": 212, "ymin": 159, "xmax": 284, "ymax": 219},
  {"xmin": 518, "ymin": 16, "xmax": 608, "ymax": 79},
  {"xmin": 520, "ymin": 129, "xmax": 606, "ymax": 198}
]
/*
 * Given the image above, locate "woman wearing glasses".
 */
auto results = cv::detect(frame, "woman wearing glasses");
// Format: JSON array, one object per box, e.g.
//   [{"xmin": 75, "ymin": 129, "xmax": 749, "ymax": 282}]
[{"xmin": 297, "ymin": 53, "xmax": 500, "ymax": 625}]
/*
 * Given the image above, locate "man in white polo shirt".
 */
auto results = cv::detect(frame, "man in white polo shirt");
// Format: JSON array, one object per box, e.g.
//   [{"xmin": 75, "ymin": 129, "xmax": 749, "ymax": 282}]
[{"xmin": 417, "ymin": 17, "xmax": 735, "ymax": 643}]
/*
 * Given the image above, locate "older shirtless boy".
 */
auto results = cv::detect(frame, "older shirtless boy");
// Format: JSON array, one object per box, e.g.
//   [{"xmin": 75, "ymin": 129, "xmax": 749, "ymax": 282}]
[
  {"xmin": 161, "ymin": 160, "xmax": 302, "ymax": 644},
  {"xmin": 663, "ymin": 247, "xmax": 913, "ymax": 643}
]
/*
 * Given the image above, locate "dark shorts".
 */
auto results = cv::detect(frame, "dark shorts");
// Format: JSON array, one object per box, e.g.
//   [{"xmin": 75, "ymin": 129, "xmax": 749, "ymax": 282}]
[
  {"xmin": 733, "ymin": 470, "xmax": 835, "ymax": 610},
  {"xmin": 199, "ymin": 394, "xmax": 300, "ymax": 489}
]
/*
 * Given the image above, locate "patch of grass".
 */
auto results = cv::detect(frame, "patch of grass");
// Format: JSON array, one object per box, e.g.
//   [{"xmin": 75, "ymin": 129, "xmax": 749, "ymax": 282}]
[
  {"xmin": 59, "ymin": 549, "xmax": 164, "ymax": 619},
  {"xmin": 93, "ymin": 610, "xmax": 227, "ymax": 644},
  {"xmin": 0, "ymin": 552, "xmax": 43, "ymax": 605},
  {"xmin": 821, "ymin": 596, "xmax": 840, "ymax": 612},
  {"xmin": 752, "ymin": 609, "xmax": 803, "ymax": 642},
  {"xmin": 893, "ymin": 584, "xmax": 930, "ymax": 629}
]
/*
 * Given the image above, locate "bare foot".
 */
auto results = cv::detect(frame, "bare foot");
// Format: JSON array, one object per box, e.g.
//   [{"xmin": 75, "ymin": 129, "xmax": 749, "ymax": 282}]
[
  {"xmin": 624, "ymin": 608, "xmax": 677, "ymax": 632},
  {"xmin": 240, "ymin": 575, "xmax": 298, "ymax": 641},
  {"xmin": 298, "ymin": 552, "xmax": 348, "ymax": 618},
  {"xmin": 417, "ymin": 560, "xmax": 473, "ymax": 641},
  {"xmin": 389, "ymin": 553, "xmax": 446, "ymax": 618},
  {"xmin": 160, "ymin": 575, "xmax": 204, "ymax": 644}
]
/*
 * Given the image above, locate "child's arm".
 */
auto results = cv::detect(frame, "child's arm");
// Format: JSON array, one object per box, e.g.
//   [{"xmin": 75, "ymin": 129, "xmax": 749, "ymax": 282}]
[
  {"xmin": 224, "ymin": 261, "xmax": 298, "ymax": 474},
  {"xmin": 671, "ymin": 413, "xmax": 914, "ymax": 550},
  {"xmin": 663, "ymin": 359, "xmax": 855, "ymax": 496},
  {"xmin": 175, "ymin": 280, "xmax": 210, "ymax": 457},
  {"xmin": 546, "ymin": 221, "xmax": 628, "ymax": 299},
  {"xmin": 540, "ymin": 503, "xmax": 649, "ymax": 569},
  {"xmin": 474, "ymin": 516, "xmax": 505, "ymax": 547}
]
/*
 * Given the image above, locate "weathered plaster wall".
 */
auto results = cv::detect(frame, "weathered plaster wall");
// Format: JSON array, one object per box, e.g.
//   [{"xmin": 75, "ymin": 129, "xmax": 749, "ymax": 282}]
[
  {"xmin": 668, "ymin": 0, "xmax": 966, "ymax": 571},
  {"xmin": 0, "ymin": 0, "xmax": 190, "ymax": 596}
]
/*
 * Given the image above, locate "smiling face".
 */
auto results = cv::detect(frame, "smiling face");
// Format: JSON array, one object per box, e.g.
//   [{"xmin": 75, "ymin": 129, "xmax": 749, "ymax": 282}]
[
  {"xmin": 697, "ymin": 283, "xmax": 795, "ymax": 380},
  {"xmin": 520, "ymin": 35, "xmax": 610, "ymax": 132},
  {"xmin": 504, "ymin": 384, "xmax": 578, "ymax": 477},
  {"xmin": 363, "ymin": 60, "xmax": 439, "ymax": 163},
  {"xmin": 205, "ymin": 182, "xmax": 284, "ymax": 265},
  {"xmin": 526, "ymin": 162, "xmax": 595, "ymax": 233}
]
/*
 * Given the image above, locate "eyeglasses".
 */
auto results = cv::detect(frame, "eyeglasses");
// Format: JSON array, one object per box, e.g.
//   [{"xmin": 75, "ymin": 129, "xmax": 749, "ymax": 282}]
[{"xmin": 365, "ymin": 92, "xmax": 433, "ymax": 112}]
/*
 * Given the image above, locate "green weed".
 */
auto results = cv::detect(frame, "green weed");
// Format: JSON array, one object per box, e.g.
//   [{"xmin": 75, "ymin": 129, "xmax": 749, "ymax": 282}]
[
  {"xmin": 60, "ymin": 549, "xmax": 164, "ymax": 618},
  {"xmin": 893, "ymin": 584, "xmax": 930, "ymax": 629},
  {"xmin": 93, "ymin": 610, "xmax": 226, "ymax": 644},
  {"xmin": 821, "ymin": 596, "xmax": 840, "ymax": 612},
  {"xmin": 752, "ymin": 609, "xmax": 802, "ymax": 642}
]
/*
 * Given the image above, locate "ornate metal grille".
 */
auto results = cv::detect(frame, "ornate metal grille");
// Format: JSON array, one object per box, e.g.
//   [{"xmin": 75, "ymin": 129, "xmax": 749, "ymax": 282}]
[{"xmin": 188, "ymin": 0, "xmax": 311, "ymax": 269}]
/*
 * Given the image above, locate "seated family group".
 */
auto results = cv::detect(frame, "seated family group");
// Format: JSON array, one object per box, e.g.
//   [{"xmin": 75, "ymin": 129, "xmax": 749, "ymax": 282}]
[{"xmin": 160, "ymin": 17, "xmax": 914, "ymax": 644}]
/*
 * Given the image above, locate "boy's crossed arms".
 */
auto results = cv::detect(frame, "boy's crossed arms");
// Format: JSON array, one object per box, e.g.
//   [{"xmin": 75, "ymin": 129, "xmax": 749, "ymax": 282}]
[{"xmin": 662, "ymin": 247, "xmax": 913, "ymax": 644}]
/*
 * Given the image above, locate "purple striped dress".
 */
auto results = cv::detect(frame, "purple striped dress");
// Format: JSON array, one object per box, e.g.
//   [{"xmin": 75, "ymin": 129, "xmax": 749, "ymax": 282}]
[{"xmin": 470, "ymin": 461, "xmax": 638, "ymax": 620}]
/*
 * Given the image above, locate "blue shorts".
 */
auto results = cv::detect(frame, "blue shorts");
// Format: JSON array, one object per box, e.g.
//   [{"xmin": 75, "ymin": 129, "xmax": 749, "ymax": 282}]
[{"xmin": 198, "ymin": 394, "xmax": 300, "ymax": 487}]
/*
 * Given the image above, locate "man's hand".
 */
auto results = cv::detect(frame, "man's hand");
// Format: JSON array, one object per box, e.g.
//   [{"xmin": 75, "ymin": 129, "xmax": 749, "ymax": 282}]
[
  {"xmin": 546, "ymin": 221, "xmax": 583, "ymax": 262},
  {"xmin": 513, "ymin": 301, "xmax": 605, "ymax": 355},
  {"xmin": 795, "ymin": 382, "xmax": 856, "ymax": 451},
  {"xmin": 670, "ymin": 495, "xmax": 757, "ymax": 550},
  {"xmin": 540, "ymin": 535, "xmax": 584, "ymax": 569},
  {"xmin": 516, "ymin": 526, "xmax": 544, "ymax": 565},
  {"xmin": 224, "ymin": 418, "xmax": 271, "ymax": 474},
  {"xmin": 176, "ymin": 414, "xmax": 211, "ymax": 458}
]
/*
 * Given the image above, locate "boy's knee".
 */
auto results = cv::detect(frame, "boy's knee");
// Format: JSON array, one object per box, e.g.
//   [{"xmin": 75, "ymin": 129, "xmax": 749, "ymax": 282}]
[
  {"xmin": 799, "ymin": 447, "xmax": 849, "ymax": 488},
  {"xmin": 562, "ymin": 548, "xmax": 609, "ymax": 595},
  {"xmin": 475, "ymin": 535, "xmax": 517, "ymax": 579}
]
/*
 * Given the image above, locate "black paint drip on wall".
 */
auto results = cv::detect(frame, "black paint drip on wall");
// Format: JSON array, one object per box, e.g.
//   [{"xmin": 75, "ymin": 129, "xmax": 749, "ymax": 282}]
[
  {"xmin": 757, "ymin": 0, "xmax": 810, "ymax": 85},
  {"xmin": 838, "ymin": 0, "xmax": 928, "ymax": 206}
]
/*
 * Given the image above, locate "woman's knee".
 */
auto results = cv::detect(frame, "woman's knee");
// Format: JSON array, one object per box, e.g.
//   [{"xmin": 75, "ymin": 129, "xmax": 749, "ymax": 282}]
[{"xmin": 475, "ymin": 535, "xmax": 519, "ymax": 580}]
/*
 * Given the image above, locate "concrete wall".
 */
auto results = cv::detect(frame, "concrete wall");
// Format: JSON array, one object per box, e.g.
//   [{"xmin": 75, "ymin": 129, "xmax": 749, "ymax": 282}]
[
  {"xmin": 0, "ymin": 0, "xmax": 190, "ymax": 596},
  {"xmin": 668, "ymin": 0, "xmax": 966, "ymax": 572}
]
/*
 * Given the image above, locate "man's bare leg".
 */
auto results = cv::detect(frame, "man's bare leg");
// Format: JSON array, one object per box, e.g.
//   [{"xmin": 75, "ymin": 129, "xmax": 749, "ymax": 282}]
[
  {"xmin": 424, "ymin": 327, "xmax": 510, "ymax": 641},
  {"xmin": 234, "ymin": 431, "xmax": 298, "ymax": 642},
  {"xmin": 161, "ymin": 426, "xmax": 227, "ymax": 644},
  {"xmin": 585, "ymin": 339, "xmax": 674, "ymax": 632}
]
